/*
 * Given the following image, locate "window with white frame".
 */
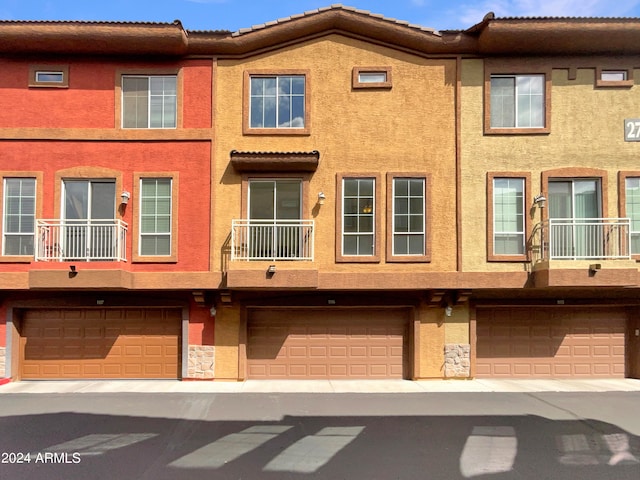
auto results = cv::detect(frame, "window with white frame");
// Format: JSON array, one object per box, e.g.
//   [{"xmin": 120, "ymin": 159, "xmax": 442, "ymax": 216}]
[
  {"xmin": 490, "ymin": 74, "xmax": 544, "ymax": 128},
  {"xmin": 139, "ymin": 178, "xmax": 172, "ymax": 255},
  {"xmin": 601, "ymin": 70, "xmax": 628, "ymax": 82},
  {"xmin": 342, "ymin": 178, "xmax": 375, "ymax": 256},
  {"xmin": 626, "ymin": 177, "xmax": 640, "ymax": 254},
  {"xmin": 122, "ymin": 75, "xmax": 177, "ymax": 129},
  {"xmin": 3, "ymin": 178, "xmax": 36, "ymax": 256},
  {"xmin": 250, "ymin": 75, "xmax": 305, "ymax": 129},
  {"xmin": 392, "ymin": 178, "xmax": 425, "ymax": 255},
  {"xmin": 493, "ymin": 177, "xmax": 525, "ymax": 255}
]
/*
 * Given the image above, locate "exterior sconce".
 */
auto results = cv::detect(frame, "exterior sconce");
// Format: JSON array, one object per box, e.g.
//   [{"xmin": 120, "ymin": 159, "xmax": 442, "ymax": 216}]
[
  {"xmin": 69, "ymin": 264, "xmax": 77, "ymax": 278},
  {"xmin": 533, "ymin": 194, "xmax": 546, "ymax": 208},
  {"xmin": 120, "ymin": 191, "xmax": 131, "ymax": 205},
  {"xmin": 209, "ymin": 305, "xmax": 216, "ymax": 316},
  {"xmin": 318, "ymin": 192, "xmax": 326, "ymax": 205},
  {"xmin": 267, "ymin": 265, "xmax": 277, "ymax": 274},
  {"xmin": 589, "ymin": 263, "xmax": 601, "ymax": 276},
  {"xmin": 445, "ymin": 305, "xmax": 453, "ymax": 317}
]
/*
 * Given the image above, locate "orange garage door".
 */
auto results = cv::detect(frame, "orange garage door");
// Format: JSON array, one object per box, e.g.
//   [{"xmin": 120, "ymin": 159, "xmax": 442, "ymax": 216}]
[
  {"xmin": 247, "ymin": 309, "xmax": 408, "ymax": 379},
  {"xmin": 476, "ymin": 307, "xmax": 626, "ymax": 378},
  {"xmin": 21, "ymin": 308, "xmax": 181, "ymax": 379}
]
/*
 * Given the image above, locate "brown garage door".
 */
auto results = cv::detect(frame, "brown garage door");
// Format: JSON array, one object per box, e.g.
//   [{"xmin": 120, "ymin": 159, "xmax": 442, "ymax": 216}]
[
  {"xmin": 247, "ymin": 309, "xmax": 408, "ymax": 379},
  {"xmin": 21, "ymin": 308, "xmax": 181, "ymax": 379},
  {"xmin": 476, "ymin": 307, "xmax": 626, "ymax": 378}
]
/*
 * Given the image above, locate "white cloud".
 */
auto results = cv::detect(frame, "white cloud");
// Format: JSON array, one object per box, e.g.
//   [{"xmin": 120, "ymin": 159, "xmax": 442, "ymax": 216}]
[{"xmin": 457, "ymin": 0, "xmax": 640, "ymax": 24}]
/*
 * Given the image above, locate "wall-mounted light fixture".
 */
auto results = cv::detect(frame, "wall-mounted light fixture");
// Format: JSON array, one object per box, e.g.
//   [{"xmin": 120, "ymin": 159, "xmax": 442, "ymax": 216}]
[
  {"xmin": 318, "ymin": 192, "xmax": 326, "ymax": 205},
  {"xmin": 445, "ymin": 305, "xmax": 453, "ymax": 317},
  {"xmin": 589, "ymin": 263, "xmax": 601, "ymax": 276},
  {"xmin": 120, "ymin": 191, "xmax": 131, "ymax": 205},
  {"xmin": 69, "ymin": 265, "xmax": 77, "ymax": 278},
  {"xmin": 533, "ymin": 194, "xmax": 546, "ymax": 209},
  {"xmin": 267, "ymin": 265, "xmax": 277, "ymax": 274},
  {"xmin": 210, "ymin": 305, "xmax": 216, "ymax": 316}
]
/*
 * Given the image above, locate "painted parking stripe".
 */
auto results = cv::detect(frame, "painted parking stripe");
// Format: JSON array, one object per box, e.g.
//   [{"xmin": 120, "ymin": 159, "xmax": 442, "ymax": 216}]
[{"xmin": 37, "ymin": 433, "xmax": 158, "ymax": 456}]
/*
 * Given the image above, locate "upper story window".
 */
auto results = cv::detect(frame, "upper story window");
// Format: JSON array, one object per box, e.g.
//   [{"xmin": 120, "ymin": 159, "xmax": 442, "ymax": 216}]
[
  {"xmin": 352, "ymin": 67, "xmax": 392, "ymax": 89},
  {"xmin": 596, "ymin": 68, "xmax": 634, "ymax": 88},
  {"xmin": 244, "ymin": 71, "xmax": 310, "ymax": 135},
  {"xmin": 29, "ymin": 65, "xmax": 69, "ymax": 88},
  {"xmin": 139, "ymin": 178, "xmax": 173, "ymax": 256},
  {"xmin": 490, "ymin": 74, "xmax": 545, "ymax": 129},
  {"xmin": 3, "ymin": 178, "xmax": 36, "ymax": 256},
  {"xmin": 122, "ymin": 75, "xmax": 177, "ymax": 129}
]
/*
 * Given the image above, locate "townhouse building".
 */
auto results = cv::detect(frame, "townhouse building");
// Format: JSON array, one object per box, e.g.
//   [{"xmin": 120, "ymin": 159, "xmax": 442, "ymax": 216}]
[
  {"xmin": 0, "ymin": 22, "xmax": 219, "ymax": 380},
  {"xmin": 0, "ymin": 6, "xmax": 638, "ymax": 382},
  {"xmin": 461, "ymin": 14, "xmax": 640, "ymax": 379}
]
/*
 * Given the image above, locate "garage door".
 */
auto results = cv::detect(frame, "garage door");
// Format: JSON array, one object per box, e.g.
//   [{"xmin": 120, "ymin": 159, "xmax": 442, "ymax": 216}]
[
  {"xmin": 476, "ymin": 307, "xmax": 626, "ymax": 378},
  {"xmin": 21, "ymin": 308, "xmax": 181, "ymax": 379},
  {"xmin": 247, "ymin": 309, "xmax": 408, "ymax": 379}
]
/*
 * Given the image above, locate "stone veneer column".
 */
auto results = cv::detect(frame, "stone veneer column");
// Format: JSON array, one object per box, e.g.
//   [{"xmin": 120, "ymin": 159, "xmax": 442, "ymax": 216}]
[
  {"xmin": 444, "ymin": 344, "xmax": 471, "ymax": 378},
  {"xmin": 187, "ymin": 345, "xmax": 215, "ymax": 379}
]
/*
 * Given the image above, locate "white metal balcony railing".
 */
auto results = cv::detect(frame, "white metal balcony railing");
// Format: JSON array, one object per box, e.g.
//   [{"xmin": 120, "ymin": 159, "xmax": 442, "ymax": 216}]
[
  {"xmin": 35, "ymin": 219, "xmax": 128, "ymax": 262},
  {"xmin": 231, "ymin": 219, "xmax": 314, "ymax": 261},
  {"xmin": 531, "ymin": 218, "xmax": 631, "ymax": 261}
]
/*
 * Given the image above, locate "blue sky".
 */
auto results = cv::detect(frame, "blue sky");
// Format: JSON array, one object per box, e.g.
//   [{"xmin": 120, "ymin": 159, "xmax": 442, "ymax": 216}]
[{"xmin": 2, "ymin": 0, "xmax": 640, "ymax": 31}]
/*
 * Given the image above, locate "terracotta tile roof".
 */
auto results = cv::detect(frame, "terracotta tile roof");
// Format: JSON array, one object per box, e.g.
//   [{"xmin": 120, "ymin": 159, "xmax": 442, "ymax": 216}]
[{"xmin": 229, "ymin": 4, "xmax": 438, "ymax": 37}]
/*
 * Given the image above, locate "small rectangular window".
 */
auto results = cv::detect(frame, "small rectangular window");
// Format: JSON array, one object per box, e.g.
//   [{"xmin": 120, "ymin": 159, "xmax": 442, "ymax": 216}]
[
  {"xmin": 139, "ymin": 178, "xmax": 172, "ymax": 256},
  {"xmin": 3, "ymin": 178, "xmax": 36, "ymax": 256},
  {"xmin": 29, "ymin": 65, "xmax": 69, "ymax": 87},
  {"xmin": 36, "ymin": 71, "xmax": 64, "ymax": 83},
  {"xmin": 122, "ymin": 75, "xmax": 177, "ymax": 129},
  {"xmin": 601, "ymin": 70, "xmax": 627, "ymax": 81},
  {"xmin": 493, "ymin": 177, "xmax": 525, "ymax": 255},
  {"xmin": 353, "ymin": 67, "xmax": 392, "ymax": 89}
]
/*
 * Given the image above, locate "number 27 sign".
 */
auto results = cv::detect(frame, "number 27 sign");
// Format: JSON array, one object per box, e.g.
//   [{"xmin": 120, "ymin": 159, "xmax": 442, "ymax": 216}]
[{"xmin": 625, "ymin": 119, "xmax": 640, "ymax": 141}]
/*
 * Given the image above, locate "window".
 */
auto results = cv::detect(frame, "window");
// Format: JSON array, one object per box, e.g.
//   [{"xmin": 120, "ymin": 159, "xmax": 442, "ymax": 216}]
[
  {"xmin": 244, "ymin": 71, "xmax": 310, "ymax": 135},
  {"xmin": 625, "ymin": 177, "xmax": 640, "ymax": 254},
  {"xmin": 122, "ymin": 76, "xmax": 176, "ymax": 129},
  {"xmin": 250, "ymin": 75, "xmax": 305, "ymax": 129},
  {"xmin": 352, "ymin": 67, "xmax": 392, "ymax": 89},
  {"xmin": 392, "ymin": 178, "xmax": 425, "ymax": 256},
  {"xmin": 29, "ymin": 65, "xmax": 69, "ymax": 88},
  {"xmin": 3, "ymin": 178, "xmax": 36, "ymax": 256},
  {"xmin": 492, "ymin": 177, "xmax": 525, "ymax": 256},
  {"xmin": 601, "ymin": 70, "xmax": 627, "ymax": 82},
  {"xmin": 596, "ymin": 68, "xmax": 634, "ymax": 88},
  {"xmin": 342, "ymin": 177, "xmax": 375, "ymax": 257},
  {"xmin": 490, "ymin": 75, "xmax": 544, "ymax": 129},
  {"xmin": 139, "ymin": 178, "xmax": 172, "ymax": 255}
]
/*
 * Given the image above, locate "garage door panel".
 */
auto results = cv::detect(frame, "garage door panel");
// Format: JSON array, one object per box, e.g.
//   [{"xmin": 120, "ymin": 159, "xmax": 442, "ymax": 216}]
[
  {"xmin": 477, "ymin": 308, "xmax": 626, "ymax": 378},
  {"xmin": 21, "ymin": 308, "xmax": 180, "ymax": 379},
  {"xmin": 248, "ymin": 309, "xmax": 408, "ymax": 379}
]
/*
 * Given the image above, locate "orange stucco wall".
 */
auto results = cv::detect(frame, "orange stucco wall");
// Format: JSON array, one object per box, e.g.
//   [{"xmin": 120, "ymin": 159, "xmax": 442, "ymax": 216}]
[
  {"xmin": 0, "ymin": 140, "xmax": 211, "ymax": 272},
  {"xmin": 0, "ymin": 59, "xmax": 212, "ymax": 129}
]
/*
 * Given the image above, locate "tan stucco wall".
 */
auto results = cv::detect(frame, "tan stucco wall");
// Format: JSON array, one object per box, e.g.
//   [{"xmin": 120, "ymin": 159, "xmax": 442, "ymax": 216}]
[
  {"xmin": 460, "ymin": 58, "xmax": 640, "ymax": 272},
  {"xmin": 212, "ymin": 304, "xmax": 241, "ymax": 380},
  {"xmin": 213, "ymin": 35, "xmax": 457, "ymax": 274}
]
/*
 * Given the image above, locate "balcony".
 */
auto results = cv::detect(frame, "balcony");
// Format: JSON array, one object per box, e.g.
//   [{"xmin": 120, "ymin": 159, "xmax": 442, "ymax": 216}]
[
  {"xmin": 35, "ymin": 219, "xmax": 128, "ymax": 262},
  {"xmin": 531, "ymin": 218, "xmax": 631, "ymax": 262},
  {"xmin": 529, "ymin": 218, "xmax": 637, "ymax": 287},
  {"xmin": 231, "ymin": 219, "xmax": 314, "ymax": 261}
]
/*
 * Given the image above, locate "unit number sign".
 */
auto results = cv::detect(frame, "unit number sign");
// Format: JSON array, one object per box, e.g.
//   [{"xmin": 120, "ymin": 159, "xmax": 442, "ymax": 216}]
[{"xmin": 625, "ymin": 119, "xmax": 640, "ymax": 141}]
